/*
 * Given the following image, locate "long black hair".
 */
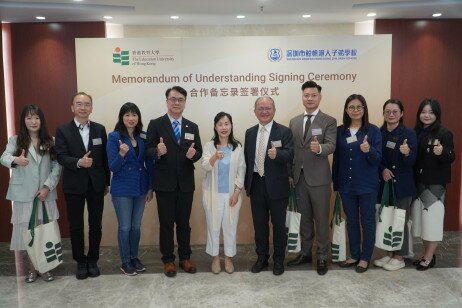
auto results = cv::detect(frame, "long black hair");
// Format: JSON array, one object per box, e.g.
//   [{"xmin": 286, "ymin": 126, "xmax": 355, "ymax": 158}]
[
  {"xmin": 15, "ymin": 104, "xmax": 56, "ymax": 160},
  {"xmin": 212, "ymin": 112, "xmax": 241, "ymax": 151},
  {"xmin": 114, "ymin": 102, "xmax": 143, "ymax": 137},
  {"xmin": 414, "ymin": 98, "xmax": 442, "ymax": 143},
  {"xmin": 381, "ymin": 98, "xmax": 404, "ymax": 129},
  {"xmin": 342, "ymin": 94, "xmax": 370, "ymax": 133}
]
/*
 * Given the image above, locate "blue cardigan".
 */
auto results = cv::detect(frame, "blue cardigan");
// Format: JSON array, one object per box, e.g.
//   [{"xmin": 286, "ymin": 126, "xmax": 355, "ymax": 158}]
[
  {"xmin": 107, "ymin": 131, "xmax": 153, "ymax": 197},
  {"xmin": 332, "ymin": 124, "xmax": 382, "ymax": 195},
  {"xmin": 380, "ymin": 124, "xmax": 417, "ymax": 199}
]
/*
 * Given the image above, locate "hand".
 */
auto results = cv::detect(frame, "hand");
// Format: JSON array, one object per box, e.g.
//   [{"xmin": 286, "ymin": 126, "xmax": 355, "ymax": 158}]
[
  {"xmin": 119, "ymin": 140, "xmax": 129, "ymax": 157},
  {"xmin": 35, "ymin": 186, "xmax": 50, "ymax": 202},
  {"xmin": 310, "ymin": 135, "xmax": 320, "ymax": 153},
  {"xmin": 399, "ymin": 138, "xmax": 410, "ymax": 156},
  {"xmin": 215, "ymin": 145, "xmax": 224, "ymax": 160},
  {"xmin": 157, "ymin": 137, "xmax": 167, "ymax": 156},
  {"xmin": 14, "ymin": 149, "xmax": 29, "ymax": 166},
  {"xmin": 433, "ymin": 140, "xmax": 443, "ymax": 156},
  {"xmin": 78, "ymin": 151, "xmax": 93, "ymax": 168},
  {"xmin": 186, "ymin": 142, "xmax": 196, "ymax": 159},
  {"xmin": 145, "ymin": 189, "xmax": 153, "ymax": 203},
  {"xmin": 267, "ymin": 142, "xmax": 277, "ymax": 159},
  {"xmin": 382, "ymin": 168, "xmax": 395, "ymax": 182},
  {"xmin": 229, "ymin": 191, "xmax": 239, "ymax": 207},
  {"xmin": 288, "ymin": 177, "xmax": 295, "ymax": 188},
  {"xmin": 360, "ymin": 135, "xmax": 370, "ymax": 153}
]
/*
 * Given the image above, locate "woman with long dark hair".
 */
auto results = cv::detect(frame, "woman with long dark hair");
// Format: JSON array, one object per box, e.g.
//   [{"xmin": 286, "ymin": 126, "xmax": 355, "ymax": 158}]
[
  {"xmin": 201, "ymin": 112, "xmax": 246, "ymax": 274},
  {"xmin": 373, "ymin": 99, "xmax": 417, "ymax": 271},
  {"xmin": 106, "ymin": 102, "xmax": 153, "ymax": 276},
  {"xmin": 1, "ymin": 104, "xmax": 61, "ymax": 282},
  {"xmin": 332, "ymin": 94, "xmax": 382, "ymax": 273},
  {"xmin": 412, "ymin": 98, "xmax": 455, "ymax": 271}
]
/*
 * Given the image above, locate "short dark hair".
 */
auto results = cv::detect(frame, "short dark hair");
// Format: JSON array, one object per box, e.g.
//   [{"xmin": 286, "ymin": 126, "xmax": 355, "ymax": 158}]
[
  {"xmin": 165, "ymin": 86, "xmax": 187, "ymax": 99},
  {"xmin": 114, "ymin": 102, "xmax": 143, "ymax": 137},
  {"xmin": 414, "ymin": 98, "xmax": 442, "ymax": 136},
  {"xmin": 301, "ymin": 81, "xmax": 322, "ymax": 93},
  {"xmin": 381, "ymin": 99, "xmax": 405, "ymax": 129},
  {"xmin": 71, "ymin": 91, "xmax": 92, "ymax": 104},
  {"xmin": 342, "ymin": 94, "xmax": 370, "ymax": 133}
]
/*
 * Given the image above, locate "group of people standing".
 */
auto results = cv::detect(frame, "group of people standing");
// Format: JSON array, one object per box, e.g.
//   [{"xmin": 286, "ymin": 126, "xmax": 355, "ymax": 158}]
[{"xmin": 1, "ymin": 81, "xmax": 455, "ymax": 282}]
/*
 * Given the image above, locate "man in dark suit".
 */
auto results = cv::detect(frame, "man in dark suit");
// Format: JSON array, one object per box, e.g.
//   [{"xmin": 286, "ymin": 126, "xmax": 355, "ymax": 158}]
[
  {"xmin": 146, "ymin": 86, "xmax": 202, "ymax": 277},
  {"xmin": 286, "ymin": 81, "xmax": 337, "ymax": 275},
  {"xmin": 244, "ymin": 96, "xmax": 294, "ymax": 275},
  {"xmin": 55, "ymin": 92, "xmax": 110, "ymax": 280}
]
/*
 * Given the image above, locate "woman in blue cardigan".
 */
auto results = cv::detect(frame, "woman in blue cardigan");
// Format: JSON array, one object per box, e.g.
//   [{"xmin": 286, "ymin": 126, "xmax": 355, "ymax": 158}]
[
  {"xmin": 374, "ymin": 99, "xmax": 417, "ymax": 271},
  {"xmin": 333, "ymin": 94, "xmax": 382, "ymax": 273},
  {"xmin": 107, "ymin": 102, "xmax": 153, "ymax": 276}
]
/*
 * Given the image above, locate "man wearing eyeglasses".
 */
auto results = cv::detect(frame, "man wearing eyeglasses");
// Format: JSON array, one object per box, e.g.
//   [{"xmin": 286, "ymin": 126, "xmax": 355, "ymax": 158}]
[
  {"xmin": 55, "ymin": 92, "xmax": 110, "ymax": 280},
  {"xmin": 286, "ymin": 81, "xmax": 337, "ymax": 275},
  {"xmin": 244, "ymin": 96, "xmax": 294, "ymax": 275},
  {"xmin": 146, "ymin": 86, "xmax": 202, "ymax": 277}
]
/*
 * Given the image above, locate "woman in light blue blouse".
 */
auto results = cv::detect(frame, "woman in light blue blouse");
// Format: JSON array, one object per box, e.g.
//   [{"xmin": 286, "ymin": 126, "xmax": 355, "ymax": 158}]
[{"xmin": 332, "ymin": 94, "xmax": 382, "ymax": 273}]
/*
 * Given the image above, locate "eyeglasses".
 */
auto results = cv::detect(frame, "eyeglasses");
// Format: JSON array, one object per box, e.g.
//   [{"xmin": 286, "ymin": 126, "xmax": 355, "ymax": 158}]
[
  {"xmin": 168, "ymin": 97, "xmax": 185, "ymax": 103},
  {"xmin": 256, "ymin": 107, "xmax": 273, "ymax": 112},
  {"xmin": 347, "ymin": 105, "xmax": 364, "ymax": 111},
  {"xmin": 384, "ymin": 110, "xmax": 401, "ymax": 116},
  {"xmin": 74, "ymin": 102, "xmax": 92, "ymax": 109}
]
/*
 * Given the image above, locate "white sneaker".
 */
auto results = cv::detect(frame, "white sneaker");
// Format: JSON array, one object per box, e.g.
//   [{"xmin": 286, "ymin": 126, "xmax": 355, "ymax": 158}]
[
  {"xmin": 373, "ymin": 256, "xmax": 391, "ymax": 268},
  {"xmin": 383, "ymin": 258, "xmax": 405, "ymax": 271}
]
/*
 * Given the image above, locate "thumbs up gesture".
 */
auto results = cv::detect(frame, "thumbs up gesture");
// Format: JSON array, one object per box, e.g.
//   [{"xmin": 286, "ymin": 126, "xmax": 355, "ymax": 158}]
[
  {"xmin": 360, "ymin": 135, "xmax": 370, "ymax": 153},
  {"xmin": 310, "ymin": 135, "xmax": 320, "ymax": 153},
  {"xmin": 79, "ymin": 151, "xmax": 93, "ymax": 168},
  {"xmin": 157, "ymin": 137, "xmax": 167, "ymax": 156},
  {"xmin": 186, "ymin": 142, "xmax": 196, "ymax": 159},
  {"xmin": 118, "ymin": 140, "xmax": 129, "ymax": 157},
  {"xmin": 14, "ymin": 149, "xmax": 30, "ymax": 166},
  {"xmin": 268, "ymin": 141, "xmax": 277, "ymax": 159},
  {"xmin": 399, "ymin": 138, "xmax": 410, "ymax": 156},
  {"xmin": 215, "ymin": 144, "xmax": 224, "ymax": 160},
  {"xmin": 433, "ymin": 140, "xmax": 443, "ymax": 156}
]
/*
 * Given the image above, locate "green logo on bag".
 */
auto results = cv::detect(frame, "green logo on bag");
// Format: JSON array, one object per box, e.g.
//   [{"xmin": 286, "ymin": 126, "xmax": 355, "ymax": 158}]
[
  {"xmin": 44, "ymin": 242, "xmax": 63, "ymax": 263},
  {"xmin": 286, "ymin": 230, "xmax": 299, "ymax": 250},
  {"xmin": 331, "ymin": 243, "xmax": 341, "ymax": 261},
  {"xmin": 382, "ymin": 226, "xmax": 403, "ymax": 248}
]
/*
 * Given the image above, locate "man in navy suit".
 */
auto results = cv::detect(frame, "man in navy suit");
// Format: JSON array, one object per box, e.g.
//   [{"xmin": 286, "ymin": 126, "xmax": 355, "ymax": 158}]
[
  {"xmin": 146, "ymin": 86, "xmax": 202, "ymax": 277},
  {"xmin": 55, "ymin": 92, "xmax": 110, "ymax": 280},
  {"xmin": 244, "ymin": 96, "xmax": 294, "ymax": 275}
]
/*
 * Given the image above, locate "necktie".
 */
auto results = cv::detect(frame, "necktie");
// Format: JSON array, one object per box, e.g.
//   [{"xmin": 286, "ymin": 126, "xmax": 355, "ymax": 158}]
[
  {"xmin": 256, "ymin": 126, "xmax": 266, "ymax": 177},
  {"xmin": 172, "ymin": 120, "xmax": 181, "ymax": 144},
  {"xmin": 303, "ymin": 114, "xmax": 313, "ymax": 139}
]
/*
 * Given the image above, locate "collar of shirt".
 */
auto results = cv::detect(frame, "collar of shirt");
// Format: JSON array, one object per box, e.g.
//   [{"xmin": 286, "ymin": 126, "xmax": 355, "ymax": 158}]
[
  {"xmin": 167, "ymin": 114, "xmax": 182, "ymax": 126},
  {"xmin": 304, "ymin": 108, "xmax": 320, "ymax": 118},
  {"xmin": 258, "ymin": 120, "xmax": 273, "ymax": 133},
  {"xmin": 74, "ymin": 118, "xmax": 90, "ymax": 130}
]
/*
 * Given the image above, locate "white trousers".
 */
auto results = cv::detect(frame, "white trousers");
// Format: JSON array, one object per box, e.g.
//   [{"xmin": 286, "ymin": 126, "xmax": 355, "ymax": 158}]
[{"xmin": 204, "ymin": 193, "xmax": 241, "ymax": 257}]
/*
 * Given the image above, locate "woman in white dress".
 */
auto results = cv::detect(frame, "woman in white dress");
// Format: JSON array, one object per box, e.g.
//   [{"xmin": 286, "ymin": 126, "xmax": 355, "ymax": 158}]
[
  {"xmin": 201, "ymin": 112, "xmax": 246, "ymax": 274},
  {"xmin": 0, "ymin": 104, "xmax": 61, "ymax": 282}
]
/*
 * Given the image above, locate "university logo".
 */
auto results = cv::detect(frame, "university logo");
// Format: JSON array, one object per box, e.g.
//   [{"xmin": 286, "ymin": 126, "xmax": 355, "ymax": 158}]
[
  {"xmin": 113, "ymin": 47, "xmax": 129, "ymax": 65},
  {"xmin": 382, "ymin": 226, "xmax": 403, "ymax": 248},
  {"xmin": 268, "ymin": 48, "xmax": 282, "ymax": 62},
  {"xmin": 44, "ymin": 241, "xmax": 63, "ymax": 263},
  {"xmin": 331, "ymin": 243, "xmax": 341, "ymax": 261}
]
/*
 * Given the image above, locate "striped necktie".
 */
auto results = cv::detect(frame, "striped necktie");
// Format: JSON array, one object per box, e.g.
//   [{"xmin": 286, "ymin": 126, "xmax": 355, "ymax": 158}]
[{"xmin": 172, "ymin": 120, "xmax": 181, "ymax": 144}]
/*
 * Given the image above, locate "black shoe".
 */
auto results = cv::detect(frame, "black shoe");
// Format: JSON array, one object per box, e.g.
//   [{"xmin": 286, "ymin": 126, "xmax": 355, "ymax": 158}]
[
  {"xmin": 273, "ymin": 262, "xmax": 285, "ymax": 276},
  {"xmin": 251, "ymin": 258, "xmax": 269, "ymax": 273},
  {"xmin": 287, "ymin": 254, "xmax": 312, "ymax": 267},
  {"xmin": 76, "ymin": 263, "xmax": 88, "ymax": 280},
  {"xmin": 339, "ymin": 260, "xmax": 359, "ymax": 268},
  {"xmin": 412, "ymin": 256, "xmax": 425, "ymax": 266},
  {"xmin": 355, "ymin": 264, "xmax": 369, "ymax": 273},
  {"xmin": 416, "ymin": 255, "xmax": 436, "ymax": 271},
  {"xmin": 87, "ymin": 262, "xmax": 100, "ymax": 278},
  {"xmin": 316, "ymin": 259, "xmax": 328, "ymax": 276}
]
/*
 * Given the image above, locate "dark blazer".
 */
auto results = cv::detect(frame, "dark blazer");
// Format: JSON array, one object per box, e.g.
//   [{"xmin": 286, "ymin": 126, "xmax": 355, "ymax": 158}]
[
  {"xmin": 107, "ymin": 131, "xmax": 153, "ymax": 197},
  {"xmin": 146, "ymin": 114, "xmax": 202, "ymax": 192},
  {"xmin": 55, "ymin": 120, "xmax": 110, "ymax": 194},
  {"xmin": 244, "ymin": 121, "xmax": 294, "ymax": 200},
  {"xmin": 380, "ymin": 124, "xmax": 417, "ymax": 199}
]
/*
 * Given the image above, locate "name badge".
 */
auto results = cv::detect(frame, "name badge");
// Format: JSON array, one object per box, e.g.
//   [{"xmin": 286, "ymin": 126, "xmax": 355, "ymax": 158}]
[
  {"xmin": 386, "ymin": 141, "xmax": 396, "ymax": 149},
  {"xmin": 92, "ymin": 138, "xmax": 102, "ymax": 145},
  {"xmin": 346, "ymin": 136, "xmax": 357, "ymax": 144},
  {"xmin": 312, "ymin": 128, "xmax": 322, "ymax": 136},
  {"xmin": 272, "ymin": 140, "xmax": 282, "ymax": 148},
  {"xmin": 140, "ymin": 133, "xmax": 146, "ymax": 140},
  {"xmin": 185, "ymin": 133, "xmax": 194, "ymax": 140}
]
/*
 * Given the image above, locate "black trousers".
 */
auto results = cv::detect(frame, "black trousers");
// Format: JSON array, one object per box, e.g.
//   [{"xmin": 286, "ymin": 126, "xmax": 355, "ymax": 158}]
[
  {"xmin": 156, "ymin": 187, "xmax": 193, "ymax": 263},
  {"xmin": 65, "ymin": 185, "xmax": 104, "ymax": 264},
  {"xmin": 250, "ymin": 173, "xmax": 288, "ymax": 264}
]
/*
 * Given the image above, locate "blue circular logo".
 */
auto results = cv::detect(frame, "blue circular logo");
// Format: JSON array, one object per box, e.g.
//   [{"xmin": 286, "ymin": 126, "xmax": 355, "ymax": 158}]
[{"xmin": 268, "ymin": 48, "xmax": 282, "ymax": 62}]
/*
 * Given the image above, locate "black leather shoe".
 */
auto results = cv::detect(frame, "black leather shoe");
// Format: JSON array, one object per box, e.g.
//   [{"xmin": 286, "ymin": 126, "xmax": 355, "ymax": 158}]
[
  {"xmin": 87, "ymin": 262, "xmax": 100, "ymax": 278},
  {"xmin": 316, "ymin": 259, "xmax": 328, "ymax": 276},
  {"xmin": 251, "ymin": 259, "xmax": 269, "ymax": 273},
  {"xmin": 355, "ymin": 264, "xmax": 369, "ymax": 273},
  {"xmin": 76, "ymin": 263, "xmax": 88, "ymax": 280},
  {"xmin": 273, "ymin": 263, "xmax": 284, "ymax": 276},
  {"xmin": 287, "ymin": 254, "xmax": 312, "ymax": 267},
  {"xmin": 339, "ymin": 260, "xmax": 359, "ymax": 268},
  {"xmin": 416, "ymin": 255, "xmax": 436, "ymax": 271},
  {"xmin": 412, "ymin": 256, "xmax": 425, "ymax": 266}
]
